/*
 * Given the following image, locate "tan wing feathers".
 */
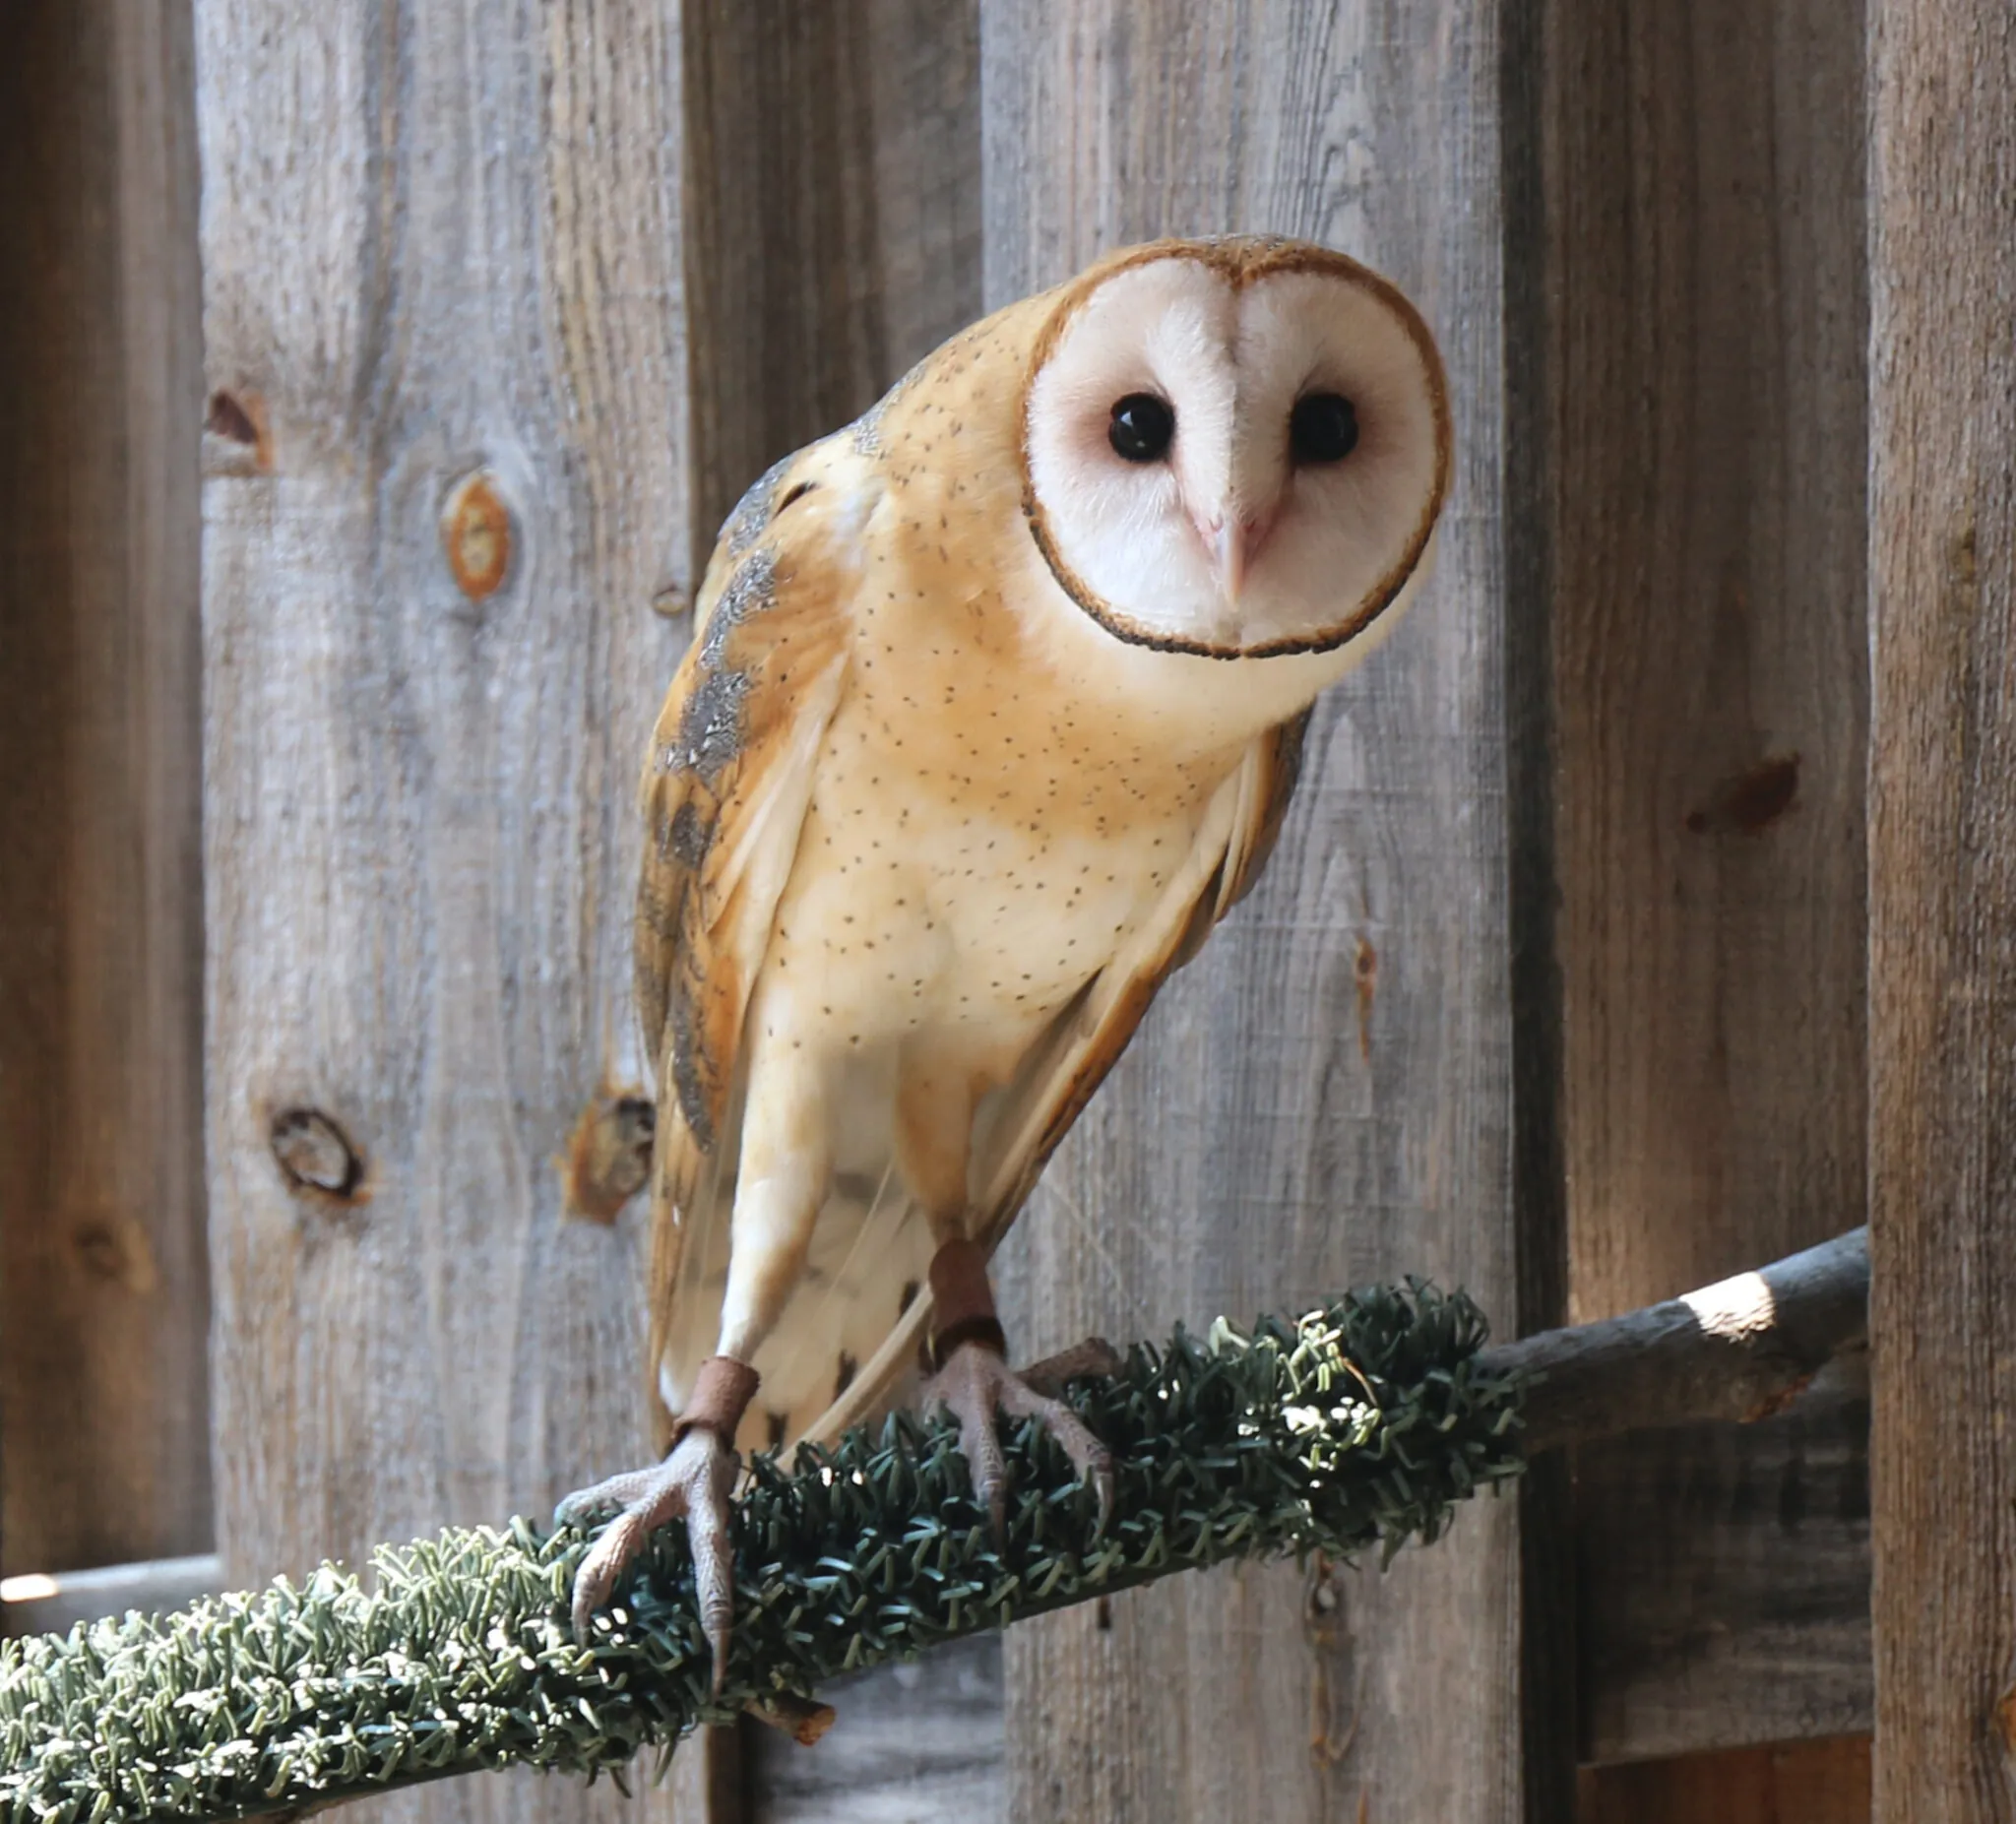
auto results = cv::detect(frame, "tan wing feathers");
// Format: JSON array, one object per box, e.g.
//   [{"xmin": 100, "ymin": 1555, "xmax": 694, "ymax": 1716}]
[{"xmin": 637, "ymin": 447, "xmax": 859, "ymax": 1379}]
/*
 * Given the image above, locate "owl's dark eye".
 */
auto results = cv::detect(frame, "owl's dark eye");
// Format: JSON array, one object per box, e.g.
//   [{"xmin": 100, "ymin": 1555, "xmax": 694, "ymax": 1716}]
[
  {"xmin": 1108, "ymin": 393, "xmax": 1175, "ymax": 463},
  {"xmin": 1290, "ymin": 392, "xmax": 1358, "ymax": 465}
]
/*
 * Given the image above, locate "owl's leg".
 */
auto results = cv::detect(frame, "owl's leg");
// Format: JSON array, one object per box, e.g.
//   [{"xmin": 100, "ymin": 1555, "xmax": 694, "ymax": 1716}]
[
  {"xmin": 556, "ymin": 1374, "xmax": 748, "ymax": 1662},
  {"xmin": 896, "ymin": 1056, "xmax": 1117, "ymax": 1535},
  {"xmin": 559, "ymin": 1038, "xmax": 830, "ymax": 1685},
  {"xmin": 919, "ymin": 1239, "xmax": 1118, "ymax": 1534}
]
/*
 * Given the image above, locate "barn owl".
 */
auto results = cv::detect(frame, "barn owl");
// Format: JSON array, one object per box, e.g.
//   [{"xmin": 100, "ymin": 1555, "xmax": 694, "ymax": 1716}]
[{"xmin": 557, "ymin": 236, "xmax": 1452, "ymax": 1680}]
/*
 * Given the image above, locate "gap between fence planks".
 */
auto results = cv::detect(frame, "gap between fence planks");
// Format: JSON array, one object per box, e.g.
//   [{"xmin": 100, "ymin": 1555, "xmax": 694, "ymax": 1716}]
[{"xmin": 0, "ymin": 0, "xmax": 210, "ymax": 1581}]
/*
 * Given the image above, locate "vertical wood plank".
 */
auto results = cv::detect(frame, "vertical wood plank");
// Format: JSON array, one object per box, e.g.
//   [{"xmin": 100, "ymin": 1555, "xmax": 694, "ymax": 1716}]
[
  {"xmin": 981, "ymin": 4, "xmax": 1527, "ymax": 1818},
  {"xmin": 198, "ymin": 4, "xmax": 689, "ymax": 1820},
  {"xmin": 681, "ymin": 5, "xmax": 988, "ymax": 1814},
  {"xmin": 1545, "ymin": 0, "xmax": 1870, "ymax": 1325},
  {"xmin": 0, "ymin": 0, "xmax": 210, "ymax": 1576},
  {"xmin": 750, "ymin": 1637, "xmax": 1005, "ymax": 1824},
  {"xmin": 681, "ymin": 0, "xmax": 982, "ymax": 586},
  {"xmin": 1532, "ymin": 7, "xmax": 1878, "ymax": 1813},
  {"xmin": 1866, "ymin": 0, "xmax": 2016, "ymax": 1816},
  {"xmin": 1576, "ymin": 1381, "xmax": 1872, "ymax": 1765},
  {"xmin": 1539, "ymin": 5, "xmax": 1873, "ymax": 1814}
]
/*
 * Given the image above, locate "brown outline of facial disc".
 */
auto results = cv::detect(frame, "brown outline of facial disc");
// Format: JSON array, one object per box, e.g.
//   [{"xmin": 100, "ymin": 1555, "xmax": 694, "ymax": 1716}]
[{"xmin": 1016, "ymin": 235, "xmax": 1454, "ymax": 660}]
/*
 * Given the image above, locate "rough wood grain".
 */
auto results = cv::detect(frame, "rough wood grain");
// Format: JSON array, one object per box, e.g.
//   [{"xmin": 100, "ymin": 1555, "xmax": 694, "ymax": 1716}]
[
  {"xmin": 197, "ymin": 5, "xmax": 691, "ymax": 1821},
  {"xmin": 981, "ymin": 4, "xmax": 1528, "ymax": 1817},
  {"xmin": 0, "ymin": 0, "xmax": 210, "ymax": 1577},
  {"xmin": 1578, "ymin": 1737, "xmax": 1870, "ymax": 1824},
  {"xmin": 1544, "ymin": 0, "xmax": 1869, "ymax": 1323},
  {"xmin": 1866, "ymin": 0, "xmax": 2016, "ymax": 1816},
  {"xmin": 1539, "ymin": 4, "xmax": 1873, "ymax": 1814},
  {"xmin": 680, "ymin": 0, "xmax": 981, "ymax": 590},
  {"xmin": 750, "ymin": 1637, "xmax": 1004, "ymax": 1824},
  {"xmin": 1578, "ymin": 1380, "xmax": 1871, "ymax": 1763}
]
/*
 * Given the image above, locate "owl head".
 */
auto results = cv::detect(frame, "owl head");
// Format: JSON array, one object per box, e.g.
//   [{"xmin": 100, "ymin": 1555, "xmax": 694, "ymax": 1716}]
[{"xmin": 1019, "ymin": 237, "xmax": 1450, "ymax": 660}]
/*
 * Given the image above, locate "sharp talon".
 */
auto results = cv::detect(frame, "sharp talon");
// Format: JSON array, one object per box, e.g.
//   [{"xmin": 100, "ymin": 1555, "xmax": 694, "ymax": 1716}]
[
  {"xmin": 1090, "ymin": 1454, "xmax": 1115, "ymax": 1534},
  {"xmin": 553, "ymin": 1464, "xmax": 662, "ymax": 1532}
]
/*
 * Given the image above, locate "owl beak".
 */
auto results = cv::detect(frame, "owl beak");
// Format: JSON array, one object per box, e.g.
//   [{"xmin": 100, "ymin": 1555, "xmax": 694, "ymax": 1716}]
[
  {"xmin": 1205, "ymin": 509, "xmax": 1277, "ymax": 604},
  {"xmin": 1212, "ymin": 520, "xmax": 1247, "ymax": 602}
]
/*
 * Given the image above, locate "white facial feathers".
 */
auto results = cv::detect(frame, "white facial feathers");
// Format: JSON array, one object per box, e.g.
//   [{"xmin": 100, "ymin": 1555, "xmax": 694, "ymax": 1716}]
[{"xmin": 1022, "ymin": 243, "xmax": 1448, "ymax": 659}]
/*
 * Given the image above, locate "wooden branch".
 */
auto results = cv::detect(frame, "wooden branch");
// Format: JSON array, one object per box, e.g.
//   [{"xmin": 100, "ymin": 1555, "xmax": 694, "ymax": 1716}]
[
  {"xmin": 0, "ymin": 1552, "xmax": 220, "ymax": 1639},
  {"xmin": 1482, "ymin": 1226, "xmax": 1870, "ymax": 1454}
]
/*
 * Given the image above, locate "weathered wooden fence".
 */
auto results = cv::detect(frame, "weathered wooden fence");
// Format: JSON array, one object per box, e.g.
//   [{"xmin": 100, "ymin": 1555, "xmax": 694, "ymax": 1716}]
[{"xmin": 5, "ymin": 1, "xmax": 2012, "ymax": 1820}]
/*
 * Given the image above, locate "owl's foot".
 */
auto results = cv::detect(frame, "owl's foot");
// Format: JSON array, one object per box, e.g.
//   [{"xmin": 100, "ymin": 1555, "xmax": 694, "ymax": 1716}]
[
  {"xmin": 920, "ymin": 1235, "xmax": 1116, "ymax": 1535},
  {"xmin": 554, "ymin": 1354, "xmax": 758, "ymax": 1691},
  {"xmin": 923, "ymin": 1339, "xmax": 1118, "ymax": 1536}
]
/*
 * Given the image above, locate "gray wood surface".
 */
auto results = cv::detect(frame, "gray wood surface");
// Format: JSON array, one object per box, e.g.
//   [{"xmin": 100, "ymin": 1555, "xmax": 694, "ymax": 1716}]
[
  {"xmin": 981, "ymin": 4, "xmax": 1527, "ymax": 1818},
  {"xmin": 175, "ymin": 9, "xmax": 1897, "ymax": 1823},
  {"xmin": 1535, "ymin": 5, "xmax": 1873, "ymax": 1815},
  {"xmin": 0, "ymin": 1552, "xmax": 220, "ymax": 1638},
  {"xmin": 1578, "ymin": 1381, "xmax": 1871, "ymax": 1764},
  {"xmin": 751, "ymin": 1638, "xmax": 1005, "ymax": 1824},
  {"xmin": 197, "ymin": 6, "xmax": 690, "ymax": 1822},
  {"xmin": 0, "ymin": 0, "xmax": 211, "ymax": 1577},
  {"xmin": 1866, "ymin": 0, "xmax": 2016, "ymax": 1816}
]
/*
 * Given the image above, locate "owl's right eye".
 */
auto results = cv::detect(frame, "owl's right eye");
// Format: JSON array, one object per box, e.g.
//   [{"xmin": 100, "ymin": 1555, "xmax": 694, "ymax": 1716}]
[{"xmin": 1107, "ymin": 394, "xmax": 1174, "ymax": 463}]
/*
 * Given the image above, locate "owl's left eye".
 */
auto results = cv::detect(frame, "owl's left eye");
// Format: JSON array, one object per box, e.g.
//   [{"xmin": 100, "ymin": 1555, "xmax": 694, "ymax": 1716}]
[
  {"xmin": 1290, "ymin": 392, "xmax": 1359, "ymax": 465},
  {"xmin": 1108, "ymin": 394, "xmax": 1175, "ymax": 463}
]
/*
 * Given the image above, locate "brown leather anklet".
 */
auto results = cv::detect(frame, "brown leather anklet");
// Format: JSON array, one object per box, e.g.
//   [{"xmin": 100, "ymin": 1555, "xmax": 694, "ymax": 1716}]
[
  {"xmin": 928, "ymin": 1237, "xmax": 1007, "ymax": 1370},
  {"xmin": 671, "ymin": 1353, "xmax": 761, "ymax": 1445}
]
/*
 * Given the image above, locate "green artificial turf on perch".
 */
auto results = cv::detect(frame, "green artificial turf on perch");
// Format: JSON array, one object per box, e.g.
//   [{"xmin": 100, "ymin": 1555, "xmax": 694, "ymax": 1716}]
[{"xmin": 1, "ymin": 1282, "xmax": 1525, "ymax": 1824}]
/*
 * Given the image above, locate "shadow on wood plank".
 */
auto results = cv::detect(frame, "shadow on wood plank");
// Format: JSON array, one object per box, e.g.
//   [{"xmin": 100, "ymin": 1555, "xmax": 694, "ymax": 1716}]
[
  {"xmin": 1578, "ymin": 1376, "xmax": 1870, "ymax": 1765},
  {"xmin": 749, "ymin": 1634, "xmax": 1004, "ymax": 1824}
]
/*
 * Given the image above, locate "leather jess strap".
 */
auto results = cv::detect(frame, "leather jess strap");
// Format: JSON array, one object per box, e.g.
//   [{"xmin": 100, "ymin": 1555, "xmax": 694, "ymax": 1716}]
[
  {"xmin": 928, "ymin": 1236, "xmax": 1008, "ymax": 1369},
  {"xmin": 671, "ymin": 1353, "xmax": 761, "ymax": 1445}
]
